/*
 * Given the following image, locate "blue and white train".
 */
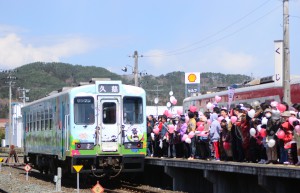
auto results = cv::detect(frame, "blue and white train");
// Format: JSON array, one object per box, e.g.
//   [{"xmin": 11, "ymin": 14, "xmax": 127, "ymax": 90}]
[{"xmin": 22, "ymin": 78, "xmax": 147, "ymax": 177}]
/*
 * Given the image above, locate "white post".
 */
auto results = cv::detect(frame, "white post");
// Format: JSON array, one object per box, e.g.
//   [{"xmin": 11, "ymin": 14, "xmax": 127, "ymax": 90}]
[
  {"xmin": 77, "ymin": 172, "xmax": 80, "ymax": 193},
  {"xmin": 56, "ymin": 167, "xmax": 62, "ymax": 192}
]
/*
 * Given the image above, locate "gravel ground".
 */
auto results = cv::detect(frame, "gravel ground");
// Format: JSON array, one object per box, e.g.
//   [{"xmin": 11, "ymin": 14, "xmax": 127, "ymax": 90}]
[
  {"xmin": 0, "ymin": 159, "xmax": 92, "ymax": 193},
  {"xmin": 0, "ymin": 157, "xmax": 181, "ymax": 193}
]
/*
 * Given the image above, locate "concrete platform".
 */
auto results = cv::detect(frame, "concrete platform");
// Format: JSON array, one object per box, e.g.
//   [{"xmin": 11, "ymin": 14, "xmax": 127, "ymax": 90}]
[
  {"xmin": 144, "ymin": 157, "xmax": 300, "ymax": 193},
  {"xmin": 145, "ymin": 157, "xmax": 300, "ymax": 179}
]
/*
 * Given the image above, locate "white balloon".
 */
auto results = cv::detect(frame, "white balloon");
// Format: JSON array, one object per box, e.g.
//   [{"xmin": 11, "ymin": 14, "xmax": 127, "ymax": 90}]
[
  {"xmin": 262, "ymin": 117, "xmax": 268, "ymax": 125},
  {"xmin": 170, "ymin": 96, "xmax": 175, "ymax": 102},
  {"xmin": 166, "ymin": 102, "xmax": 171, "ymax": 108},
  {"xmin": 257, "ymin": 124, "xmax": 262, "ymax": 132},
  {"xmin": 248, "ymin": 109, "xmax": 255, "ymax": 118},
  {"xmin": 206, "ymin": 102, "xmax": 213, "ymax": 110},
  {"xmin": 250, "ymin": 128, "xmax": 256, "ymax": 137},
  {"xmin": 268, "ymin": 139, "xmax": 276, "ymax": 148},
  {"xmin": 151, "ymin": 133, "xmax": 155, "ymax": 141},
  {"xmin": 185, "ymin": 137, "xmax": 191, "ymax": 144}
]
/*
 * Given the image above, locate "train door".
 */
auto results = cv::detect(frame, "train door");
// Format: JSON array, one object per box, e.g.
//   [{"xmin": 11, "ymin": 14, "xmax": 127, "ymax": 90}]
[{"xmin": 97, "ymin": 96, "xmax": 120, "ymax": 153}]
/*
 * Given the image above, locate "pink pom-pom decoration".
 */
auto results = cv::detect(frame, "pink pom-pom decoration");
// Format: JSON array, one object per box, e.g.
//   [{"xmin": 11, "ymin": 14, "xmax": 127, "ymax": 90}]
[
  {"xmin": 277, "ymin": 104, "xmax": 286, "ymax": 113},
  {"xmin": 230, "ymin": 116, "xmax": 237, "ymax": 124},
  {"xmin": 260, "ymin": 128, "xmax": 267, "ymax": 137},
  {"xmin": 188, "ymin": 131, "xmax": 195, "ymax": 138},
  {"xmin": 168, "ymin": 125, "xmax": 175, "ymax": 134},
  {"xmin": 182, "ymin": 134, "xmax": 188, "ymax": 142},
  {"xmin": 218, "ymin": 116, "xmax": 224, "ymax": 122},
  {"xmin": 276, "ymin": 130, "xmax": 285, "ymax": 139},
  {"xmin": 189, "ymin": 105, "xmax": 197, "ymax": 113},
  {"xmin": 215, "ymin": 95, "xmax": 222, "ymax": 103},
  {"xmin": 153, "ymin": 127, "xmax": 159, "ymax": 135},
  {"xmin": 177, "ymin": 109, "xmax": 183, "ymax": 115}
]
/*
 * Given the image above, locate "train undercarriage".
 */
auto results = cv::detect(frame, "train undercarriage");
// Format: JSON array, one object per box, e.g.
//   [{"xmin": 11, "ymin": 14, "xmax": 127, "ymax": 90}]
[{"xmin": 24, "ymin": 153, "xmax": 144, "ymax": 178}]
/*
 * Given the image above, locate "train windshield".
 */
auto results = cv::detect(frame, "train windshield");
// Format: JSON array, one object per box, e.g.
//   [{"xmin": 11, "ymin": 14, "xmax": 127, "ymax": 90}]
[
  {"xmin": 74, "ymin": 97, "xmax": 95, "ymax": 125},
  {"xmin": 123, "ymin": 97, "xmax": 143, "ymax": 124}
]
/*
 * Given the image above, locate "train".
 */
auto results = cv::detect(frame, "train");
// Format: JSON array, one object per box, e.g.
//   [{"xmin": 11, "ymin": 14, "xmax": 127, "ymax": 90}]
[
  {"xmin": 183, "ymin": 77, "xmax": 300, "ymax": 113},
  {"xmin": 22, "ymin": 78, "xmax": 147, "ymax": 178}
]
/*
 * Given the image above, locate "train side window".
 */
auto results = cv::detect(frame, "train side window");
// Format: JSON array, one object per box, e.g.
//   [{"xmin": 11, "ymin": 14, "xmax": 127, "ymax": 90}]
[
  {"xmin": 33, "ymin": 111, "xmax": 36, "ymax": 132},
  {"xmin": 29, "ymin": 112, "xmax": 32, "ymax": 132},
  {"xmin": 26, "ymin": 113, "xmax": 29, "ymax": 132},
  {"xmin": 74, "ymin": 97, "xmax": 94, "ymax": 125},
  {"xmin": 41, "ymin": 111, "xmax": 44, "ymax": 131},
  {"xmin": 49, "ymin": 108, "xmax": 53, "ymax": 130},
  {"xmin": 37, "ymin": 111, "xmax": 41, "ymax": 131},
  {"xmin": 44, "ymin": 109, "xmax": 48, "ymax": 130},
  {"xmin": 102, "ymin": 102, "xmax": 116, "ymax": 124}
]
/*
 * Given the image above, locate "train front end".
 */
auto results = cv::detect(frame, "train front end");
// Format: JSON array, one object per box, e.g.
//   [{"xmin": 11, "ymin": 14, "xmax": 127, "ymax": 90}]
[{"xmin": 67, "ymin": 80, "xmax": 146, "ymax": 177}]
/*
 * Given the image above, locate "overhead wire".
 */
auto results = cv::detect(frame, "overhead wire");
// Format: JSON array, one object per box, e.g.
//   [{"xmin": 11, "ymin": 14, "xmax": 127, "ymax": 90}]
[{"xmin": 143, "ymin": 0, "xmax": 281, "ymax": 57}]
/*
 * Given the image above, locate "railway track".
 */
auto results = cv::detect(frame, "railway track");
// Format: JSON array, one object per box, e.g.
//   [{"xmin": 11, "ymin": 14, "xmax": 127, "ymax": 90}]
[{"xmin": 0, "ymin": 162, "xmax": 178, "ymax": 193}]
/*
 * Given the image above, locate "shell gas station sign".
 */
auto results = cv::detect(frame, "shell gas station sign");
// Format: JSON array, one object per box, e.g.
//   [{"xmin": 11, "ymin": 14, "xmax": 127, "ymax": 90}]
[
  {"xmin": 185, "ymin": 72, "xmax": 200, "ymax": 96},
  {"xmin": 185, "ymin": 72, "xmax": 200, "ymax": 84}
]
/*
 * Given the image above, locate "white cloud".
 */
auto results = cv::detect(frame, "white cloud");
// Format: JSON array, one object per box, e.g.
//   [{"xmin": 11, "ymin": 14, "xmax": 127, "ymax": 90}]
[
  {"xmin": 143, "ymin": 47, "xmax": 258, "ymax": 76},
  {"xmin": 0, "ymin": 33, "xmax": 91, "ymax": 69},
  {"xmin": 212, "ymin": 50, "xmax": 256, "ymax": 74},
  {"xmin": 143, "ymin": 49, "xmax": 167, "ymax": 68}
]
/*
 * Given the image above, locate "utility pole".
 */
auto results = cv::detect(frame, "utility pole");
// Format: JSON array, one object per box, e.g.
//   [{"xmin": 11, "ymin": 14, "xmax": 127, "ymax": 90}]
[
  {"xmin": 130, "ymin": 51, "xmax": 143, "ymax": 87},
  {"xmin": 5, "ymin": 72, "xmax": 17, "ymax": 147},
  {"xmin": 283, "ymin": 0, "xmax": 291, "ymax": 104}
]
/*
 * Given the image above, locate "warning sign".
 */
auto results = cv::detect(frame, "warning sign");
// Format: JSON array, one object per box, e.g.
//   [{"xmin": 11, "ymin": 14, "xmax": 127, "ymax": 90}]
[
  {"xmin": 24, "ymin": 164, "xmax": 32, "ymax": 172},
  {"xmin": 0, "ymin": 158, "xmax": 3, "ymax": 162},
  {"xmin": 91, "ymin": 181, "xmax": 104, "ymax": 193},
  {"xmin": 73, "ymin": 165, "xmax": 83, "ymax": 173}
]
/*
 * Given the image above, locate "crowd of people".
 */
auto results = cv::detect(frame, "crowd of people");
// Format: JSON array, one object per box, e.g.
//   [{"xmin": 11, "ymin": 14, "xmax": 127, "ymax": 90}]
[{"xmin": 146, "ymin": 100, "xmax": 300, "ymax": 166}]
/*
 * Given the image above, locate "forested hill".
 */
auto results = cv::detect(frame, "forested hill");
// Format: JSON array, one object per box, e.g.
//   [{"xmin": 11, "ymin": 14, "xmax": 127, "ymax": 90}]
[{"xmin": 0, "ymin": 62, "xmax": 250, "ymax": 116}]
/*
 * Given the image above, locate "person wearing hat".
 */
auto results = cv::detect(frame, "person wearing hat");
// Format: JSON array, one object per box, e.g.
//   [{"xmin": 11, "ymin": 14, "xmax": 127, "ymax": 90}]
[{"xmin": 265, "ymin": 108, "xmax": 280, "ymax": 164}]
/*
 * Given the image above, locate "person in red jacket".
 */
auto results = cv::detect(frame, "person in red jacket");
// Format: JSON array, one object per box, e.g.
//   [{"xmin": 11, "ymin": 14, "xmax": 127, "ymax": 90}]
[{"xmin": 280, "ymin": 116, "xmax": 295, "ymax": 165}]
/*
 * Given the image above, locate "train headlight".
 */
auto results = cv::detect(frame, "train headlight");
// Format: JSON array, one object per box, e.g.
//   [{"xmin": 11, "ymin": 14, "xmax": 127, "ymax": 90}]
[
  {"xmin": 124, "ymin": 142, "xmax": 143, "ymax": 149},
  {"xmin": 75, "ymin": 143, "xmax": 94, "ymax": 150}
]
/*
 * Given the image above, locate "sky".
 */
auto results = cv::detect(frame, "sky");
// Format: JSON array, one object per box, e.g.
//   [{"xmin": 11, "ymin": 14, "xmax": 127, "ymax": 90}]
[{"xmin": 0, "ymin": 0, "xmax": 299, "ymax": 78}]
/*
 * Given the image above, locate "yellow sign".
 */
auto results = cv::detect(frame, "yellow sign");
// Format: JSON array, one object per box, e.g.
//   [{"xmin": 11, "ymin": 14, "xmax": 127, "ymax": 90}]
[
  {"xmin": 0, "ymin": 158, "xmax": 3, "ymax": 162},
  {"xmin": 73, "ymin": 165, "xmax": 83, "ymax": 173},
  {"xmin": 185, "ymin": 72, "xmax": 200, "ymax": 84}
]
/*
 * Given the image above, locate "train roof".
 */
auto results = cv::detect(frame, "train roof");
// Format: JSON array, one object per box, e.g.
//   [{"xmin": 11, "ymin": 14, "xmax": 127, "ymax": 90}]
[
  {"xmin": 183, "ymin": 76, "xmax": 300, "ymax": 102},
  {"xmin": 22, "ymin": 79, "xmax": 145, "ymax": 108}
]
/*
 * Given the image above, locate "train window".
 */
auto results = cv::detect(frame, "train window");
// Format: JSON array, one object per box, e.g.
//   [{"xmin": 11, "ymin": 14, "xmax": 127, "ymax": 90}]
[
  {"xmin": 49, "ymin": 108, "xmax": 53, "ymax": 130},
  {"xmin": 29, "ymin": 112, "xmax": 32, "ymax": 132},
  {"xmin": 33, "ymin": 111, "xmax": 36, "ymax": 131},
  {"xmin": 123, "ymin": 97, "xmax": 143, "ymax": 124},
  {"xmin": 44, "ymin": 109, "xmax": 48, "ymax": 130},
  {"xmin": 74, "ymin": 97, "xmax": 95, "ymax": 125},
  {"xmin": 41, "ymin": 111, "xmax": 44, "ymax": 131},
  {"xmin": 103, "ymin": 102, "xmax": 116, "ymax": 124},
  {"xmin": 37, "ymin": 111, "xmax": 41, "ymax": 131}
]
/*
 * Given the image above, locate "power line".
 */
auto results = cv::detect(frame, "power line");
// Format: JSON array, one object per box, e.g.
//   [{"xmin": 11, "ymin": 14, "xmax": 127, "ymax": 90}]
[{"xmin": 143, "ymin": 1, "xmax": 281, "ymax": 57}]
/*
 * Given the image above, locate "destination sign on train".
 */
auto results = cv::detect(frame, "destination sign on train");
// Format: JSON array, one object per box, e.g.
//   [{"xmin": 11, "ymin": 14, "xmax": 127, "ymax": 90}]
[
  {"xmin": 75, "ymin": 98, "xmax": 93, "ymax": 104},
  {"xmin": 98, "ymin": 84, "xmax": 119, "ymax": 93}
]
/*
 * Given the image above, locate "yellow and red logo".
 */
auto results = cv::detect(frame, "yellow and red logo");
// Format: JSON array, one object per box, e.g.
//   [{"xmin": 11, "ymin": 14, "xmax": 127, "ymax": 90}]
[
  {"xmin": 185, "ymin": 72, "xmax": 200, "ymax": 84},
  {"xmin": 188, "ymin": 74, "xmax": 197, "ymax": 82}
]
